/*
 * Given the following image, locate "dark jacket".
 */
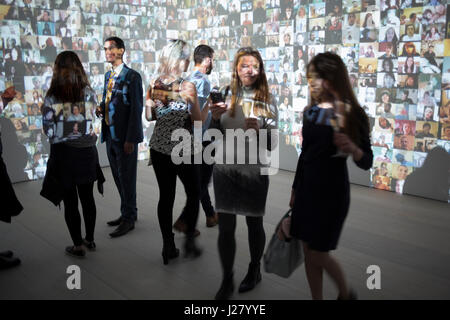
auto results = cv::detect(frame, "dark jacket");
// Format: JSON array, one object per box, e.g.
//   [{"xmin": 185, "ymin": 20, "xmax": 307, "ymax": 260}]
[
  {"xmin": 40, "ymin": 145, "xmax": 105, "ymax": 207},
  {"xmin": 100, "ymin": 64, "xmax": 143, "ymax": 144}
]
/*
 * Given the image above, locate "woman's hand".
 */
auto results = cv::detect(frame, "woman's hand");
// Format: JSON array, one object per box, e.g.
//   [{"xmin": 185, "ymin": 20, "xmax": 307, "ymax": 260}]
[
  {"xmin": 1, "ymin": 86, "xmax": 16, "ymax": 105},
  {"xmin": 124, "ymin": 141, "xmax": 134, "ymax": 154},
  {"xmin": 244, "ymin": 117, "xmax": 260, "ymax": 132},
  {"xmin": 210, "ymin": 102, "xmax": 228, "ymax": 120},
  {"xmin": 333, "ymin": 132, "xmax": 363, "ymax": 160},
  {"xmin": 145, "ymin": 86, "xmax": 158, "ymax": 121},
  {"xmin": 333, "ymin": 132, "xmax": 356, "ymax": 153}
]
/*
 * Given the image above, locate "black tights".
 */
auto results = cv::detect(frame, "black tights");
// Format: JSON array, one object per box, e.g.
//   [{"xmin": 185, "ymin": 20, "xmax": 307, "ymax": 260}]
[
  {"xmin": 151, "ymin": 149, "xmax": 200, "ymax": 241},
  {"xmin": 63, "ymin": 182, "xmax": 96, "ymax": 246},
  {"xmin": 217, "ymin": 213, "xmax": 266, "ymax": 276}
]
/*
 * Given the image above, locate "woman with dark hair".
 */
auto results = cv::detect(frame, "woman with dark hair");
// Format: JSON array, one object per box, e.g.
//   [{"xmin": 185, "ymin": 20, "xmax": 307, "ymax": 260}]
[
  {"xmin": 290, "ymin": 52, "xmax": 373, "ymax": 299},
  {"xmin": 401, "ymin": 56, "xmax": 416, "ymax": 74},
  {"xmin": 361, "ymin": 13, "xmax": 377, "ymax": 42},
  {"xmin": 382, "ymin": 26, "xmax": 398, "ymax": 43},
  {"xmin": 41, "ymin": 37, "xmax": 57, "ymax": 62},
  {"xmin": 41, "ymin": 51, "xmax": 104, "ymax": 258},
  {"xmin": 32, "ymin": 90, "xmax": 44, "ymax": 105},
  {"xmin": 381, "ymin": 58, "xmax": 394, "ymax": 73},
  {"xmin": 42, "ymin": 22, "xmax": 52, "ymax": 35},
  {"xmin": 209, "ymin": 47, "xmax": 278, "ymax": 300},
  {"xmin": 424, "ymin": 26, "xmax": 441, "ymax": 41},
  {"xmin": 404, "ymin": 75, "xmax": 416, "ymax": 88}
]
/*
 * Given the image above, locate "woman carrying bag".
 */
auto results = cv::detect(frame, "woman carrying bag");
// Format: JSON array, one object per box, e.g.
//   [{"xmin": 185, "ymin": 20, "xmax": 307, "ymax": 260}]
[{"xmin": 290, "ymin": 52, "xmax": 373, "ymax": 300}]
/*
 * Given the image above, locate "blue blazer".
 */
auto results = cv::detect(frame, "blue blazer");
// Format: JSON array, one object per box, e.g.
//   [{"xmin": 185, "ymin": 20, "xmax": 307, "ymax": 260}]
[{"xmin": 100, "ymin": 64, "xmax": 143, "ymax": 144}]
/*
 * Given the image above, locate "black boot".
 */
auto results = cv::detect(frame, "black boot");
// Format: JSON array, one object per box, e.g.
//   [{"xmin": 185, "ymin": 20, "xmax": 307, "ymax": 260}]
[
  {"xmin": 337, "ymin": 288, "xmax": 358, "ymax": 300},
  {"xmin": 0, "ymin": 250, "xmax": 14, "ymax": 258},
  {"xmin": 0, "ymin": 255, "xmax": 21, "ymax": 270},
  {"xmin": 215, "ymin": 273, "xmax": 234, "ymax": 300},
  {"xmin": 238, "ymin": 262, "xmax": 262, "ymax": 293},
  {"xmin": 184, "ymin": 235, "xmax": 202, "ymax": 258},
  {"xmin": 162, "ymin": 234, "xmax": 179, "ymax": 265}
]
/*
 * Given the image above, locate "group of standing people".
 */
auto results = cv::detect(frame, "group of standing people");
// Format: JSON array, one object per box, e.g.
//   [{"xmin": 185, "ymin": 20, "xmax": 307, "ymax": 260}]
[{"xmin": 1, "ymin": 37, "xmax": 373, "ymax": 300}]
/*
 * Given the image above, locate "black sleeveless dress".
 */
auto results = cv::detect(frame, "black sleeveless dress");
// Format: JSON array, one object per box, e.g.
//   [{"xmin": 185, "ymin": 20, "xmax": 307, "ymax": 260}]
[{"xmin": 290, "ymin": 105, "xmax": 373, "ymax": 252}]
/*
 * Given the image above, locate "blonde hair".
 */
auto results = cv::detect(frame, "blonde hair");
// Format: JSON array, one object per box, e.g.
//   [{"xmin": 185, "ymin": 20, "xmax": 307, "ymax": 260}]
[{"xmin": 157, "ymin": 39, "xmax": 190, "ymax": 76}]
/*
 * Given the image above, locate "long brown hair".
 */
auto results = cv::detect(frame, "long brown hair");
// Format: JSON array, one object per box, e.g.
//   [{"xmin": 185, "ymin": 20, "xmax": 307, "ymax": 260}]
[
  {"xmin": 46, "ymin": 51, "xmax": 91, "ymax": 103},
  {"xmin": 307, "ymin": 52, "xmax": 369, "ymax": 145},
  {"xmin": 229, "ymin": 47, "xmax": 270, "ymax": 117}
]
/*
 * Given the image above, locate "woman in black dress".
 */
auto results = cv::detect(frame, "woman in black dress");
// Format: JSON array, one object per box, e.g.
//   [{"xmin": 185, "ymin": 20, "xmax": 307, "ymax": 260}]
[{"xmin": 290, "ymin": 52, "xmax": 373, "ymax": 299}]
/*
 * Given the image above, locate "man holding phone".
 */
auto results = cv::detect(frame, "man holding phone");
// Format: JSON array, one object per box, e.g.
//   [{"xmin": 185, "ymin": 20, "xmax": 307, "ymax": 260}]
[{"xmin": 173, "ymin": 45, "xmax": 219, "ymax": 233}]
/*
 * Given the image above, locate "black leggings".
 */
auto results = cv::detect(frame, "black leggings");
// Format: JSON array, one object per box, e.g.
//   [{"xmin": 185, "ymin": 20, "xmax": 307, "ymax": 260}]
[
  {"xmin": 63, "ymin": 182, "xmax": 96, "ymax": 246},
  {"xmin": 218, "ymin": 213, "xmax": 266, "ymax": 276},
  {"xmin": 151, "ymin": 149, "xmax": 200, "ymax": 241}
]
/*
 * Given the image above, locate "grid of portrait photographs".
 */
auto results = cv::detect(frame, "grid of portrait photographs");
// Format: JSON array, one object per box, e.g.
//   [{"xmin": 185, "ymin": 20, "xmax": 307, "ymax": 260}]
[{"xmin": 0, "ymin": 0, "xmax": 449, "ymax": 197}]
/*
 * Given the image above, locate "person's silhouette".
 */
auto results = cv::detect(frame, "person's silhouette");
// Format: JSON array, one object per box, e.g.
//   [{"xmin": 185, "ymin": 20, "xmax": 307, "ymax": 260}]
[{"xmin": 403, "ymin": 147, "xmax": 450, "ymax": 201}]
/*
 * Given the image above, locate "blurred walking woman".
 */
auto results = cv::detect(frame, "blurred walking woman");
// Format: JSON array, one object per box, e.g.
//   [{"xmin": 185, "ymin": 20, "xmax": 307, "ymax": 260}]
[
  {"xmin": 209, "ymin": 47, "xmax": 278, "ymax": 300},
  {"xmin": 146, "ymin": 39, "xmax": 207, "ymax": 264},
  {"xmin": 41, "ymin": 51, "xmax": 104, "ymax": 258},
  {"xmin": 290, "ymin": 52, "xmax": 373, "ymax": 299}
]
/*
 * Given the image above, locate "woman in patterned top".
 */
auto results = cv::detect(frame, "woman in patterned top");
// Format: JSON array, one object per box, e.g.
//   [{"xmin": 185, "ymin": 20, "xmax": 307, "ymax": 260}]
[
  {"xmin": 210, "ymin": 47, "xmax": 278, "ymax": 300},
  {"xmin": 41, "ymin": 51, "xmax": 104, "ymax": 258},
  {"xmin": 145, "ymin": 39, "xmax": 209, "ymax": 265}
]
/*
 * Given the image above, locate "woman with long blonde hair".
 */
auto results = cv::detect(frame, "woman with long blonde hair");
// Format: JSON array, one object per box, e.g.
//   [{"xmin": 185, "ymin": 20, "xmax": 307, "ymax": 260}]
[{"xmin": 146, "ymin": 39, "xmax": 208, "ymax": 265}]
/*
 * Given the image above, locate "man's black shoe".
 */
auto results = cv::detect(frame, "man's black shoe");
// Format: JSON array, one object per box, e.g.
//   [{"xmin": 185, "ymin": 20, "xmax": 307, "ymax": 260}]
[
  {"xmin": 107, "ymin": 216, "xmax": 137, "ymax": 226},
  {"xmin": 0, "ymin": 250, "xmax": 14, "ymax": 258},
  {"xmin": 109, "ymin": 221, "xmax": 135, "ymax": 238},
  {"xmin": 107, "ymin": 216, "xmax": 122, "ymax": 227},
  {"xmin": 0, "ymin": 256, "xmax": 21, "ymax": 270}
]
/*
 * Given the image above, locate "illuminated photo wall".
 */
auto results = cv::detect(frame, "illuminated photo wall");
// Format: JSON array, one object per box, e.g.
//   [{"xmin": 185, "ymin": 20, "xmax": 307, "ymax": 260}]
[{"xmin": 0, "ymin": 0, "xmax": 449, "ymax": 198}]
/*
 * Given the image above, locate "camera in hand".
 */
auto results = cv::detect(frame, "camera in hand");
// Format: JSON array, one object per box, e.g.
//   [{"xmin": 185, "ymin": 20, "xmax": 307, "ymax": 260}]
[{"xmin": 210, "ymin": 87, "xmax": 225, "ymax": 104}]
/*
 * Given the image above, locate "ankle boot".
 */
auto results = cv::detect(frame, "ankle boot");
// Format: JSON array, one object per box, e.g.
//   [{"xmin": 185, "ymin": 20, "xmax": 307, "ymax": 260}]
[
  {"xmin": 215, "ymin": 273, "xmax": 234, "ymax": 300},
  {"xmin": 337, "ymin": 288, "xmax": 358, "ymax": 300},
  {"xmin": 162, "ymin": 234, "xmax": 179, "ymax": 265},
  {"xmin": 238, "ymin": 262, "xmax": 262, "ymax": 293},
  {"xmin": 184, "ymin": 235, "xmax": 202, "ymax": 258}
]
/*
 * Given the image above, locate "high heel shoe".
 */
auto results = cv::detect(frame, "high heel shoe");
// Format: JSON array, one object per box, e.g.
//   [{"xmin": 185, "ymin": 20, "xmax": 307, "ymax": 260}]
[
  {"xmin": 238, "ymin": 262, "xmax": 262, "ymax": 293},
  {"xmin": 337, "ymin": 288, "xmax": 358, "ymax": 300},
  {"xmin": 162, "ymin": 235, "xmax": 179, "ymax": 265},
  {"xmin": 215, "ymin": 273, "xmax": 234, "ymax": 300},
  {"xmin": 184, "ymin": 236, "xmax": 202, "ymax": 258},
  {"xmin": 162, "ymin": 246, "xmax": 180, "ymax": 265}
]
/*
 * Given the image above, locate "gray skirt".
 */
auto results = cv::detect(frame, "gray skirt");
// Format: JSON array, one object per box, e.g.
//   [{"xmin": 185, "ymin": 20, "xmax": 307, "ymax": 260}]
[{"xmin": 213, "ymin": 164, "xmax": 269, "ymax": 217}]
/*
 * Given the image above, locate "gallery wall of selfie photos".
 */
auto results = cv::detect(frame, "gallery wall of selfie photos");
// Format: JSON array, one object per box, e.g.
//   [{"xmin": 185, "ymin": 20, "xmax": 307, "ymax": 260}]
[{"xmin": 0, "ymin": 0, "xmax": 449, "ymax": 196}]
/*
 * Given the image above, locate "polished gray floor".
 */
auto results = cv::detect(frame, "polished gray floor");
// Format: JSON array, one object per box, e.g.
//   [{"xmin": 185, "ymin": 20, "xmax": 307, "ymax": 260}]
[{"xmin": 1, "ymin": 162, "xmax": 449, "ymax": 300}]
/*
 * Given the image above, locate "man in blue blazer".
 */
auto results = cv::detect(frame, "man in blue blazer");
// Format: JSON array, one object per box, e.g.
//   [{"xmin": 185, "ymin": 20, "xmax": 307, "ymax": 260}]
[{"xmin": 97, "ymin": 37, "xmax": 143, "ymax": 238}]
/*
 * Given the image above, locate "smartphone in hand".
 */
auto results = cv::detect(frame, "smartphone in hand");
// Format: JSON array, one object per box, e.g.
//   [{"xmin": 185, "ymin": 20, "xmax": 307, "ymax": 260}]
[{"xmin": 210, "ymin": 87, "xmax": 225, "ymax": 104}]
